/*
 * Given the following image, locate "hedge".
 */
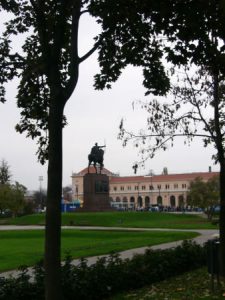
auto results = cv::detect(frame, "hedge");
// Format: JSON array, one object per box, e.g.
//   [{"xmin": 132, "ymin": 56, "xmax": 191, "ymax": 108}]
[{"xmin": 0, "ymin": 240, "xmax": 207, "ymax": 300}]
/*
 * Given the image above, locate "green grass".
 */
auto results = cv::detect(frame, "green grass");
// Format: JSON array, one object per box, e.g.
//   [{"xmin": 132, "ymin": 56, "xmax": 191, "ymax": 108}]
[
  {"xmin": 0, "ymin": 229, "xmax": 198, "ymax": 272},
  {"xmin": 110, "ymin": 267, "xmax": 225, "ymax": 299},
  {"xmin": 0, "ymin": 211, "xmax": 217, "ymax": 229}
]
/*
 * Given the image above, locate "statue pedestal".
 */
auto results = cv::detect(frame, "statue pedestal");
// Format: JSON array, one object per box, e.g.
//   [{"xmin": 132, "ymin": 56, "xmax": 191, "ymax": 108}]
[{"xmin": 82, "ymin": 173, "xmax": 112, "ymax": 211}]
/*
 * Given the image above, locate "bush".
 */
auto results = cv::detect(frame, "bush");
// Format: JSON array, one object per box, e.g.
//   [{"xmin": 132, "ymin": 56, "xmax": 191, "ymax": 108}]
[
  {"xmin": 0, "ymin": 240, "xmax": 207, "ymax": 300},
  {"xmin": 0, "ymin": 265, "xmax": 44, "ymax": 300}
]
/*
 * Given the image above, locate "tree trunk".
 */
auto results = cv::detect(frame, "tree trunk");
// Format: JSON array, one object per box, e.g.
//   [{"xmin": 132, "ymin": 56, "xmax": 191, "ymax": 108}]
[
  {"xmin": 206, "ymin": 209, "xmax": 212, "ymax": 221},
  {"xmin": 219, "ymin": 161, "xmax": 225, "ymax": 277},
  {"xmin": 45, "ymin": 100, "xmax": 64, "ymax": 300}
]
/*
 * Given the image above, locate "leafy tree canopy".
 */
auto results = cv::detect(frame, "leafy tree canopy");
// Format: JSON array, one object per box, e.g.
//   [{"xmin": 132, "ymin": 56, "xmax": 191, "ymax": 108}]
[
  {"xmin": 0, "ymin": 0, "xmax": 89, "ymax": 162},
  {"xmin": 112, "ymin": 0, "xmax": 225, "ymax": 168},
  {"xmin": 4, "ymin": 0, "xmax": 223, "ymax": 163},
  {"xmin": 187, "ymin": 176, "xmax": 219, "ymax": 219},
  {"xmin": 0, "ymin": 181, "xmax": 26, "ymax": 217},
  {"xmin": 7, "ymin": 181, "xmax": 27, "ymax": 217},
  {"xmin": 0, "ymin": 159, "xmax": 11, "ymax": 184},
  {"xmin": 90, "ymin": 0, "xmax": 225, "ymax": 92}
]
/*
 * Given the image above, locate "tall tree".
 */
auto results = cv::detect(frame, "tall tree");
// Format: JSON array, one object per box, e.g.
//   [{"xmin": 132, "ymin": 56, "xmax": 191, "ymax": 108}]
[
  {"xmin": 2, "ymin": 0, "xmax": 225, "ymax": 297},
  {"xmin": 33, "ymin": 189, "xmax": 47, "ymax": 210},
  {"xmin": 0, "ymin": 181, "xmax": 26, "ymax": 216},
  {"xmin": 115, "ymin": 0, "xmax": 225, "ymax": 276},
  {"xmin": 0, "ymin": 184, "xmax": 11, "ymax": 214},
  {"xmin": 0, "ymin": 1, "xmax": 170, "ymax": 298},
  {"xmin": 7, "ymin": 181, "xmax": 27, "ymax": 217},
  {"xmin": 119, "ymin": 65, "xmax": 225, "ymax": 275},
  {"xmin": 0, "ymin": 2, "xmax": 97, "ymax": 298},
  {"xmin": 187, "ymin": 176, "xmax": 219, "ymax": 220},
  {"xmin": 0, "ymin": 159, "xmax": 11, "ymax": 184}
]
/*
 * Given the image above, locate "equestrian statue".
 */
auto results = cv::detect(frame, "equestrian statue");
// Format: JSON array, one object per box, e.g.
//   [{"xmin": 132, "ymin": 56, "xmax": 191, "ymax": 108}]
[{"xmin": 88, "ymin": 142, "xmax": 106, "ymax": 174}]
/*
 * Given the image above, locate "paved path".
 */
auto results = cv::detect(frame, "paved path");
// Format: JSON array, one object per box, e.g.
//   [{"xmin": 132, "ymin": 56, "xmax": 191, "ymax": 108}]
[{"xmin": 0, "ymin": 226, "xmax": 219, "ymax": 279}]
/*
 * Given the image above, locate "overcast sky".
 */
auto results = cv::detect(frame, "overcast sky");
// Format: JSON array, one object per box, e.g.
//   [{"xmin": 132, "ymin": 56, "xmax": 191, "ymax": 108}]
[{"xmin": 0, "ymin": 11, "xmax": 219, "ymax": 191}]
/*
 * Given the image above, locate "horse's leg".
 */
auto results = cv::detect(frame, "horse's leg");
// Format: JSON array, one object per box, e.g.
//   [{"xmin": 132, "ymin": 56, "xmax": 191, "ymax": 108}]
[
  {"xmin": 88, "ymin": 161, "xmax": 91, "ymax": 173},
  {"xmin": 100, "ymin": 162, "xmax": 104, "ymax": 174},
  {"xmin": 93, "ymin": 162, "xmax": 96, "ymax": 174},
  {"xmin": 88, "ymin": 155, "xmax": 90, "ymax": 173}
]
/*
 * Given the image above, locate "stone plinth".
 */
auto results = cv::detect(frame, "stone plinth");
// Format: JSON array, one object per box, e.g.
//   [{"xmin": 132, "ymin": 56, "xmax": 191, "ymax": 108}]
[{"xmin": 82, "ymin": 173, "xmax": 112, "ymax": 211}]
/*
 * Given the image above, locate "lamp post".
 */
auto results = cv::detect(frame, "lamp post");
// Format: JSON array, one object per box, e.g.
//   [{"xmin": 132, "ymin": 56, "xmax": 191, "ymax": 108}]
[
  {"xmin": 158, "ymin": 185, "xmax": 161, "ymax": 206},
  {"xmin": 149, "ymin": 170, "xmax": 153, "ymax": 205},
  {"xmin": 144, "ymin": 170, "xmax": 154, "ymax": 208},
  {"xmin": 137, "ymin": 182, "xmax": 141, "ymax": 210},
  {"xmin": 76, "ymin": 185, "xmax": 78, "ymax": 201}
]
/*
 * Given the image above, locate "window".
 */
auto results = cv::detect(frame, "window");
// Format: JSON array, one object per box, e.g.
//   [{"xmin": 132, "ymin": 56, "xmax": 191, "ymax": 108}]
[
  {"xmin": 165, "ymin": 184, "xmax": 170, "ymax": 189},
  {"xmin": 95, "ymin": 180, "xmax": 109, "ymax": 193},
  {"xmin": 149, "ymin": 185, "xmax": 154, "ymax": 190},
  {"xmin": 127, "ymin": 186, "xmax": 131, "ymax": 190},
  {"xmin": 135, "ymin": 186, "xmax": 139, "ymax": 190},
  {"xmin": 142, "ymin": 185, "xmax": 146, "ymax": 190},
  {"xmin": 174, "ymin": 184, "xmax": 178, "ymax": 189},
  {"xmin": 120, "ymin": 186, "xmax": 124, "ymax": 191},
  {"xmin": 113, "ymin": 186, "xmax": 117, "ymax": 191},
  {"xmin": 182, "ymin": 184, "xmax": 187, "ymax": 189},
  {"xmin": 157, "ymin": 185, "xmax": 161, "ymax": 189}
]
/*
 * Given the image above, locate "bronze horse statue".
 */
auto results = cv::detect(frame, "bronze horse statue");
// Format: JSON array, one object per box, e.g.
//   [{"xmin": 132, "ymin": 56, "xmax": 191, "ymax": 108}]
[{"xmin": 88, "ymin": 145, "xmax": 105, "ymax": 174}]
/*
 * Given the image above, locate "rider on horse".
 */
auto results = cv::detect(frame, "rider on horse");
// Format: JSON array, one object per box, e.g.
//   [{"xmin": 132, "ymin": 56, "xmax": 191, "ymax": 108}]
[
  {"xmin": 91, "ymin": 143, "xmax": 105, "ymax": 161},
  {"xmin": 88, "ymin": 143, "xmax": 106, "ymax": 173}
]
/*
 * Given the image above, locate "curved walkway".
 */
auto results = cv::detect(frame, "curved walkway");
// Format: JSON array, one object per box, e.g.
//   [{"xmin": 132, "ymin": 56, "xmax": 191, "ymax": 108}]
[{"xmin": 0, "ymin": 226, "xmax": 218, "ymax": 278}]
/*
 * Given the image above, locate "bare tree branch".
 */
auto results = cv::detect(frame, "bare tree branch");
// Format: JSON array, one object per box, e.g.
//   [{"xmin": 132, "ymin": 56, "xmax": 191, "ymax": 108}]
[{"xmin": 79, "ymin": 40, "xmax": 100, "ymax": 63}]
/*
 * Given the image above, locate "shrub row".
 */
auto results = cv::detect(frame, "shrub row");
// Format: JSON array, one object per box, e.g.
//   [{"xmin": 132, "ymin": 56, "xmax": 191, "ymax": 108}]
[{"xmin": 0, "ymin": 240, "xmax": 207, "ymax": 300}]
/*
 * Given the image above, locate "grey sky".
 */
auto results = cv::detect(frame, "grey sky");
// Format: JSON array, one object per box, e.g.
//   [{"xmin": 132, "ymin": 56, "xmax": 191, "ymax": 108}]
[{"xmin": 0, "ymin": 12, "xmax": 218, "ymax": 191}]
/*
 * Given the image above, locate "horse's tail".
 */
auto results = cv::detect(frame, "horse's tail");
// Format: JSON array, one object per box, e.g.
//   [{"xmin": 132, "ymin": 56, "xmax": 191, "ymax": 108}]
[{"xmin": 88, "ymin": 154, "xmax": 93, "ymax": 162}]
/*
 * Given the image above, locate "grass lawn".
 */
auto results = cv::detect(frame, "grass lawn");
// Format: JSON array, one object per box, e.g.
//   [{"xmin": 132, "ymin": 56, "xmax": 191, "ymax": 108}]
[
  {"xmin": 110, "ymin": 268, "xmax": 225, "ymax": 299},
  {"xmin": 0, "ymin": 211, "xmax": 217, "ymax": 229},
  {"xmin": 0, "ymin": 229, "xmax": 198, "ymax": 272}
]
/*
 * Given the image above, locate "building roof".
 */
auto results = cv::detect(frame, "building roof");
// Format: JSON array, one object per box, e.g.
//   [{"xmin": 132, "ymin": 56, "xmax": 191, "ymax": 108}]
[
  {"xmin": 72, "ymin": 166, "xmax": 219, "ymax": 183},
  {"xmin": 110, "ymin": 171, "xmax": 219, "ymax": 184},
  {"xmin": 73, "ymin": 166, "xmax": 116, "ymax": 177}
]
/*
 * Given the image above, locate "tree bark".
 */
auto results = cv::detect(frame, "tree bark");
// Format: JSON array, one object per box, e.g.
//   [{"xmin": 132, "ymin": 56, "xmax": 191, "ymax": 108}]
[
  {"xmin": 212, "ymin": 70, "xmax": 225, "ymax": 277},
  {"xmin": 45, "ymin": 98, "xmax": 64, "ymax": 300},
  {"xmin": 219, "ymin": 161, "xmax": 225, "ymax": 277}
]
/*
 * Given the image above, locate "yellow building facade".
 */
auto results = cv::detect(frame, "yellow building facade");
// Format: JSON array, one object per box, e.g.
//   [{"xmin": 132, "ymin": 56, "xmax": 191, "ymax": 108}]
[{"xmin": 71, "ymin": 167, "xmax": 218, "ymax": 210}]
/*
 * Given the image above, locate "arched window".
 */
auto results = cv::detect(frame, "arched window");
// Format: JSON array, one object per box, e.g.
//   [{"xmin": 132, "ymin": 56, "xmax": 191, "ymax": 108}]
[
  {"xmin": 138, "ymin": 196, "xmax": 143, "ymax": 207},
  {"xmin": 129, "ymin": 196, "xmax": 135, "ymax": 209},
  {"xmin": 130, "ymin": 197, "xmax": 135, "ymax": 203},
  {"xmin": 178, "ymin": 195, "xmax": 184, "ymax": 207},
  {"xmin": 123, "ymin": 197, "xmax": 128, "ymax": 202},
  {"xmin": 116, "ymin": 197, "xmax": 121, "ymax": 202},
  {"xmin": 170, "ymin": 195, "xmax": 176, "ymax": 207},
  {"xmin": 157, "ymin": 196, "xmax": 162, "ymax": 205},
  {"xmin": 145, "ymin": 196, "xmax": 150, "ymax": 208}
]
